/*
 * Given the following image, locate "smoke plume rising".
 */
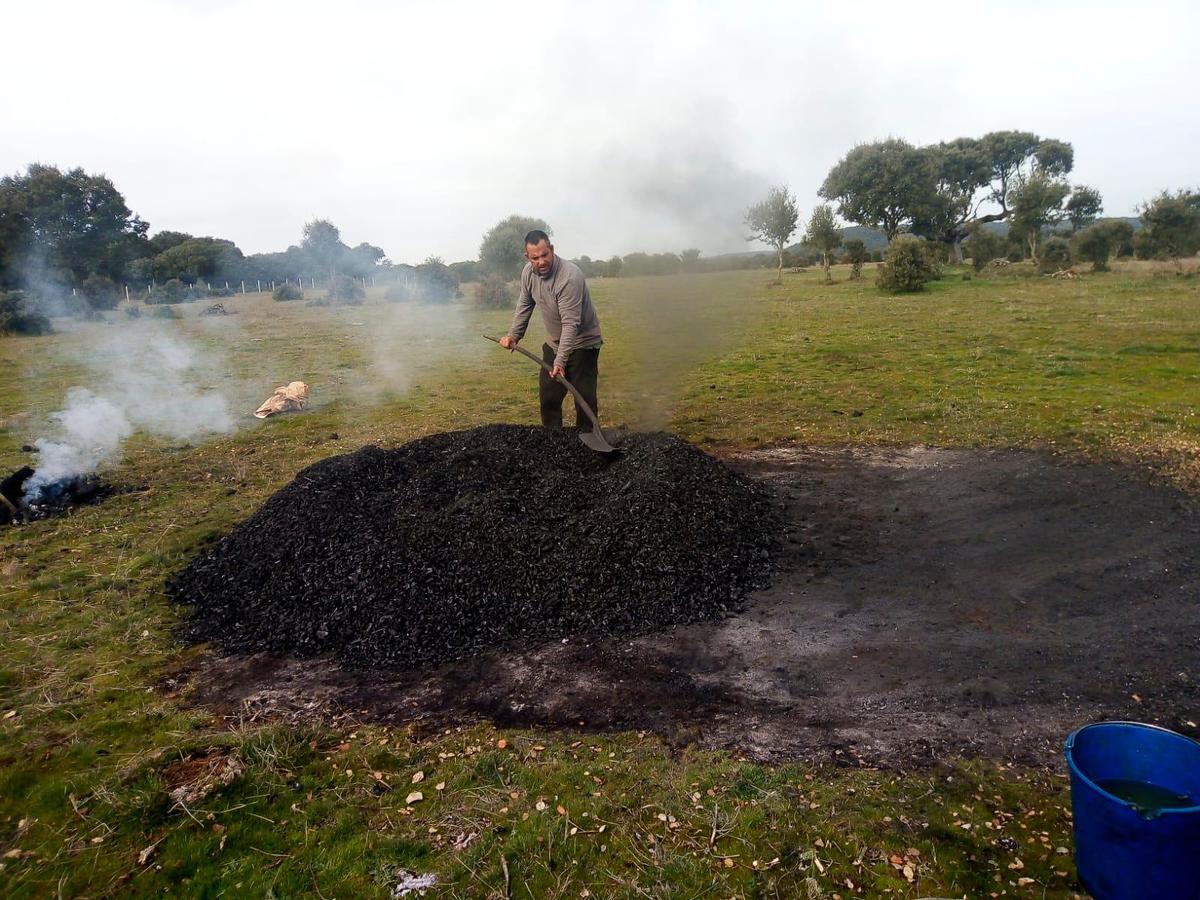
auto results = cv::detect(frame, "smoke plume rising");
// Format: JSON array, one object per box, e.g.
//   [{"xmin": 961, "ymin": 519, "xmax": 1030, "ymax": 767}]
[{"xmin": 26, "ymin": 326, "xmax": 234, "ymax": 498}]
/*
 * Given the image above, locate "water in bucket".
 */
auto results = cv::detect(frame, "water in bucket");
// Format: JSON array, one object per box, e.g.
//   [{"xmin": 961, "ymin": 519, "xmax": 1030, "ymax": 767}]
[{"xmin": 1065, "ymin": 721, "xmax": 1200, "ymax": 899}]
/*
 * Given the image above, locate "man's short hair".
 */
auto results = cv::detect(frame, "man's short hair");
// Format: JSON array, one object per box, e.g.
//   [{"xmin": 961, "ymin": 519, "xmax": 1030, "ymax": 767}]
[{"xmin": 524, "ymin": 229, "xmax": 551, "ymax": 247}]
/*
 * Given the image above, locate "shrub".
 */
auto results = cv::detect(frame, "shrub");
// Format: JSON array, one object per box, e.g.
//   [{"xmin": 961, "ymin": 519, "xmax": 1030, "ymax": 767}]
[
  {"xmin": 414, "ymin": 258, "xmax": 459, "ymax": 302},
  {"xmin": 1040, "ymin": 236, "xmax": 1072, "ymax": 273},
  {"xmin": 125, "ymin": 305, "xmax": 142, "ymax": 318},
  {"xmin": 150, "ymin": 304, "xmax": 178, "ymax": 320},
  {"xmin": 326, "ymin": 275, "xmax": 365, "ymax": 305},
  {"xmin": 1072, "ymin": 224, "xmax": 1117, "ymax": 272},
  {"xmin": 842, "ymin": 239, "xmax": 868, "ymax": 280},
  {"xmin": 966, "ymin": 227, "xmax": 1007, "ymax": 272},
  {"xmin": 475, "ymin": 274, "xmax": 514, "ymax": 309},
  {"xmin": 147, "ymin": 278, "xmax": 189, "ymax": 304},
  {"xmin": 0, "ymin": 291, "xmax": 53, "ymax": 336},
  {"xmin": 80, "ymin": 274, "xmax": 121, "ymax": 310},
  {"xmin": 384, "ymin": 281, "xmax": 416, "ymax": 302},
  {"xmin": 876, "ymin": 236, "xmax": 939, "ymax": 293},
  {"xmin": 273, "ymin": 282, "xmax": 304, "ymax": 302}
]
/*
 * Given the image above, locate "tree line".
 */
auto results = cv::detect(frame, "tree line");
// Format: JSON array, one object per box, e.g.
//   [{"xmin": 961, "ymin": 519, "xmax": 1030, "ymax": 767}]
[{"xmin": 745, "ymin": 130, "xmax": 1200, "ymax": 291}]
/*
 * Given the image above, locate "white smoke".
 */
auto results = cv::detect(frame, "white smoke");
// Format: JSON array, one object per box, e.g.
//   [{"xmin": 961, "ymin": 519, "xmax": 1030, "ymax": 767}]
[
  {"xmin": 26, "ymin": 327, "xmax": 234, "ymax": 499},
  {"xmin": 28, "ymin": 390, "xmax": 133, "ymax": 489}
]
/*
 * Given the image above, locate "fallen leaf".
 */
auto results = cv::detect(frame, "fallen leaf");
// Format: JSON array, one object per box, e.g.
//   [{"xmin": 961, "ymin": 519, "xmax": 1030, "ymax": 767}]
[
  {"xmin": 1008, "ymin": 858, "xmax": 1025, "ymax": 870},
  {"xmin": 137, "ymin": 841, "xmax": 160, "ymax": 866},
  {"xmin": 723, "ymin": 858, "xmax": 735, "ymax": 868},
  {"xmin": 406, "ymin": 791, "xmax": 424, "ymax": 805},
  {"xmin": 435, "ymin": 782, "xmax": 445, "ymax": 791},
  {"xmin": 901, "ymin": 863, "xmax": 914, "ymax": 882},
  {"xmin": 497, "ymin": 739, "xmax": 508, "ymax": 750},
  {"xmin": 411, "ymin": 771, "xmax": 425, "ymax": 784},
  {"xmin": 2, "ymin": 710, "xmax": 16, "ymax": 720},
  {"xmin": 536, "ymin": 800, "xmax": 548, "ymax": 811}
]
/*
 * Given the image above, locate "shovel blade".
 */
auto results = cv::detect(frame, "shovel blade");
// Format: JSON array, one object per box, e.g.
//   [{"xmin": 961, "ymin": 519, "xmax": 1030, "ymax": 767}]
[{"xmin": 579, "ymin": 429, "xmax": 617, "ymax": 454}]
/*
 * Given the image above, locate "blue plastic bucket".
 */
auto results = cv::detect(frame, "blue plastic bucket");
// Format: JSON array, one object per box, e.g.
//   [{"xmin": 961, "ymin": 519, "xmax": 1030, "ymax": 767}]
[{"xmin": 1065, "ymin": 721, "xmax": 1200, "ymax": 899}]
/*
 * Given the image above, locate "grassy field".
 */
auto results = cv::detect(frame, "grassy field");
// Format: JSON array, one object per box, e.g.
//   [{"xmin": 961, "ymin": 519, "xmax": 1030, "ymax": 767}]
[{"xmin": 1, "ymin": 264, "xmax": 1197, "ymax": 898}]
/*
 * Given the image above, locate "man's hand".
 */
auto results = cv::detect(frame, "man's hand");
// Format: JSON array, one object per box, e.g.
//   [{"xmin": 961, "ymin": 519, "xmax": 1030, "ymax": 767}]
[
  {"xmin": 549, "ymin": 364, "xmax": 566, "ymax": 381},
  {"xmin": 499, "ymin": 335, "xmax": 518, "ymax": 351}
]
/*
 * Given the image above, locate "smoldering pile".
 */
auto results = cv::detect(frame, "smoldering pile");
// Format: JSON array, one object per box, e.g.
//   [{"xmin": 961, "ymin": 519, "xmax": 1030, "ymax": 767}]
[
  {"xmin": 0, "ymin": 465, "xmax": 115, "ymax": 525},
  {"xmin": 169, "ymin": 424, "xmax": 780, "ymax": 669}
]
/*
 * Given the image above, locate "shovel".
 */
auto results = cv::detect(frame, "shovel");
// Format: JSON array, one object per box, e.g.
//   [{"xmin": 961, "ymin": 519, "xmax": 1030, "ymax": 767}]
[{"xmin": 484, "ymin": 334, "xmax": 617, "ymax": 454}]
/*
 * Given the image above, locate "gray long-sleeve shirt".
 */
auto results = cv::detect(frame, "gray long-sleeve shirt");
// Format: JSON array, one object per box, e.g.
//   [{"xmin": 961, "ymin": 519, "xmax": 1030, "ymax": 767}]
[{"xmin": 507, "ymin": 256, "xmax": 602, "ymax": 368}]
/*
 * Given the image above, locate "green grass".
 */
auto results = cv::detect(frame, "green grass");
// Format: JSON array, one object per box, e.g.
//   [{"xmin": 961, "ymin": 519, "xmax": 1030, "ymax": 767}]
[{"xmin": 1, "ymin": 265, "xmax": 1197, "ymax": 897}]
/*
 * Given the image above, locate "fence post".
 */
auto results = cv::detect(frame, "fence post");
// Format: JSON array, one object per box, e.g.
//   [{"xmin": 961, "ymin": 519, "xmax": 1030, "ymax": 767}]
[
  {"xmin": 257, "ymin": 280, "xmax": 261, "ymax": 292},
  {"xmin": 241, "ymin": 281, "xmax": 246, "ymax": 294},
  {"xmin": 124, "ymin": 284, "xmax": 130, "ymax": 302}
]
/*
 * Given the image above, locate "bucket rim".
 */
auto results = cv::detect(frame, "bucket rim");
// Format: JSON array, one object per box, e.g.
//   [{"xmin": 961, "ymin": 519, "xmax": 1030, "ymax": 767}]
[{"xmin": 1064, "ymin": 721, "xmax": 1200, "ymax": 815}]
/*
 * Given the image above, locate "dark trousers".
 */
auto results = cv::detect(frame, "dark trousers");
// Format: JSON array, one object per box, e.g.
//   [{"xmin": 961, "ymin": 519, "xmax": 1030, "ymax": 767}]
[{"xmin": 539, "ymin": 343, "xmax": 600, "ymax": 428}]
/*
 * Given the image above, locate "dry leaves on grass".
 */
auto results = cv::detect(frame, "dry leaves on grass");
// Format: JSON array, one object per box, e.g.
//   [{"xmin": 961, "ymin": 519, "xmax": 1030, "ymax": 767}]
[{"xmin": 163, "ymin": 749, "xmax": 244, "ymax": 808}]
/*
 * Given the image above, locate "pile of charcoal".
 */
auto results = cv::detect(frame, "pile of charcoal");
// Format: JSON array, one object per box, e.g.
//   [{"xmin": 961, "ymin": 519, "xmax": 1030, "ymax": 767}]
[
  {"xmin": 1, "ymin": 466, "xmax": 114, "ymax": 525},
  {"xmin": 168, "ymin": 425, "xmax": 781, "ymax": 669}
]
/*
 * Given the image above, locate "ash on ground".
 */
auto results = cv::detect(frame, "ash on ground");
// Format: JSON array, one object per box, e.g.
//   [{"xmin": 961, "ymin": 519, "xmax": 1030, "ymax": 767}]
[
  {"xmin": 0, "ymin": 466, "xmax": 114, "ymax": 525},
  {"xmin": 169, "ymin": 425, "xmax": 781, "ymax": 669}
]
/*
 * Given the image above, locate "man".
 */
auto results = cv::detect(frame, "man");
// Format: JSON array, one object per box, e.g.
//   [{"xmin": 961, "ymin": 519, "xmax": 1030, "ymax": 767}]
[{"xmin": 499, "ymin": 231, "xmax": 603, "ymax": 428}]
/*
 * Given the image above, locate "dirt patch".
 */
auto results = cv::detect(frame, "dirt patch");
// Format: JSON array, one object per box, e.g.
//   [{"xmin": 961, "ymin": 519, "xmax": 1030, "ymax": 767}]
[{"xmin": 184, "ymin": 445, "xmax": 1200, "ymax": 767}]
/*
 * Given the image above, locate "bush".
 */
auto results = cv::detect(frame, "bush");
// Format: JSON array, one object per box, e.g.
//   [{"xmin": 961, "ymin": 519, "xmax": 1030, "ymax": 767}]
[
  {"xmin": 1040, "ymin": 236, "xmax": 1072, "ymax": 273},
  {"xmin": 384, "ymin": 281, "xmax": 416, "ymax": 302},
  {"xmin": 150, "ymin": 304, "xmax": 178, "ymax": 320},
  {"xmin": 966, "ymin": 227, "xmax": 1007, "ymax": 272},
  {"xmin": 125, "ymin": 305, "xmax": 142, "ymax": 319},
  {"xmin": 80, "ymin": 274, "xmax": 121, "ymax": 310},
  {"xmin": 414, "ymin": 258, "xmax": 459, "ymax": 302},
  {"xmin": 870, "ymin": 250, "xmax": 883, "ymax": 263},
  {"xmin": 0, "ymin": 291, "xmax": 53, "ymax": 336},
  {"xmin": 273, "ymin": 282, "xmax": 304, "ymax": 302},
  {"xmin": 148, "ymin": 278, "xmax": 189, "ymax": 304},
  {"xmin": 326, "ymin": 275, "xmax": 365, "ymax": 305},
  {"xmin": 842, "ymin": 239, "xmax": 868, "ymax": 280},
  {"xmin": 1072, "ymin": 224, "xmax": 1116, "ymax": 272},
  {"xmin": 475, "ymin": 274, "xmax": 514, "ymax": 309},
  {"xmin": 876, "ymin": 236, "xmax": 939, "ymax": 293}
]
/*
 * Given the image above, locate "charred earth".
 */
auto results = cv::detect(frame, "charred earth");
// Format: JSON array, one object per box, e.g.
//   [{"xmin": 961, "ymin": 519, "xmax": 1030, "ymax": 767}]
[
  {"xmin": 0, "ymin": 465, "xmax": 114, "ymax": 525},
  {"xmin": 169, "ymin": 425, "xmax": 781, "ymax": 669}
]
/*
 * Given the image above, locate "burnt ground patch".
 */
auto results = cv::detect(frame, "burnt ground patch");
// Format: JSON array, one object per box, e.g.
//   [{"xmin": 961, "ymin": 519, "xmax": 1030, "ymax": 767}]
[{"xmin": 183, "ymin": 445, "xmax": 1200, "ymax": 767}]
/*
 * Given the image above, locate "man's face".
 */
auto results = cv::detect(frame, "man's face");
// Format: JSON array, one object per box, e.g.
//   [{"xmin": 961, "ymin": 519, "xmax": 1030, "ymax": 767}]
[{"xmin": 525, "ymin": 239, "xmax": 555, "ymax": 276}]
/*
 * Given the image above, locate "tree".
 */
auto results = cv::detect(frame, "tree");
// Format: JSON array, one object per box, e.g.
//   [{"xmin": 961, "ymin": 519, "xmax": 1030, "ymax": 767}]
[
  {"xmin": 1138, "ymin": 190, "xmax": 1200, "ymax": 271},
  {"xmin": 744, "ymin": 185, "xmax": 799, "ymax": 283},
  {"xmin": 301, "ymin": 218, "xmax": 345, "ymax": 279},
  {"xmin": 0, "ymin": 163, "xmax": 148, "ymax": 290},
  {"xmin": 480, "ymin": 215, "xmax": 551, "ymax": 279},
  {"xmin": 843, "ymin": 239, "xmax": 867, "ymax": 279},
  {"xmin": 1009, "ymin": 174, "xmax": 1071, "ymax": 266},
  {"xmin": 1065, "ymin": 186, "xmax": 1103, "ymax": 233},
  {"xmin": 804, "ymin": 204, "xmax": 842, "ymax": 283},
  {"xmin": 820, "ymin": 139, "xmax": 932, "ymax": 242},
  {"xmin": 1105, "ymin": 220, "xmax": 1136, "ymax": 259},
  {"xmin": 80, "ymin": 273, "xmax": 120, "ymax": 310},
  {"xmin": 876, "ymin": 236, "xmax": 939, "ymax": 293},
  {"xmin": 151, "ymin": 237, "xmax": 243, "ymax": 282},
  {"xmin": 680, "ymin": 248, "xmax": 702, "ymax": 272},
  {"xmin": 822, "ymin": 132, "xmax": 1078, "ymax": 260}
]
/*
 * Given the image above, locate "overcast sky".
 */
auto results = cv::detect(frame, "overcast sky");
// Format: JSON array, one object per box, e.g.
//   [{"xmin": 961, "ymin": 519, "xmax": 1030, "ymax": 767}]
[{"xmin": 3, "ymin": 1, "xmax": 1197, "ymax": 263}]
